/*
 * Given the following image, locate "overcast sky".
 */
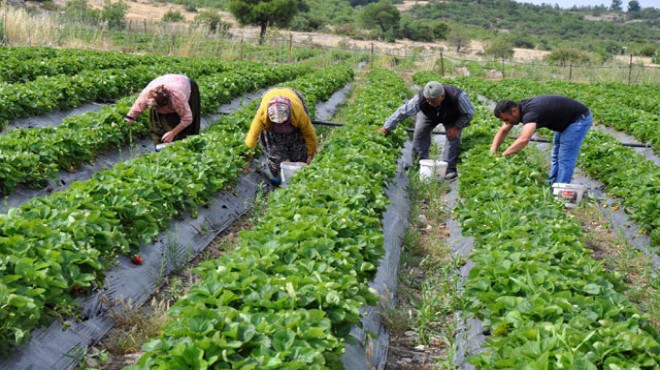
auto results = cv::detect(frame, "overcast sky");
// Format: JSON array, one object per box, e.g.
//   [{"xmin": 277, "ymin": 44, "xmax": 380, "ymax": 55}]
[{"xmin": 515, "ymin": 0, "xmax": 660, "ymax": 9}]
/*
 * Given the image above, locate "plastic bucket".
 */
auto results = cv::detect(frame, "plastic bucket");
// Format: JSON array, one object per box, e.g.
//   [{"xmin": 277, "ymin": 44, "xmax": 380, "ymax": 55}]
[
  {"xmin": 552, "ymin": 183, "xmax": 587, "ymax": 207},
  {"xmin": 280, "ymin": 161, "xmax": 307, "ymax": 185},
  {"xmin": 419, "ymin": 159, "xmax": 448, "ymax": 182},
  {"xmin": 155, "ymin": 142, "xmax": 173, "ymax": 152}
]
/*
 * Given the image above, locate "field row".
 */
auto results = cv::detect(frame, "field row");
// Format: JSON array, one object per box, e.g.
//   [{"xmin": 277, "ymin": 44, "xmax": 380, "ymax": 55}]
[
  {"xmin": 412, "ymin": 72, "xmax": 660, "ymax": 248},
  {"xmin": 0, "ymin": 61, "xmax": 313, "ymax": 196},
  {"xmin": 0, "ymin": 61, "xmax": 317, "ymax": 356},
  {"xmin": 454, "ymin": 104, "xmax": 659, "ymax": 368},
  {"xmin": 129, "ymin": 67, "xmax": 406, "ymax": 369}
]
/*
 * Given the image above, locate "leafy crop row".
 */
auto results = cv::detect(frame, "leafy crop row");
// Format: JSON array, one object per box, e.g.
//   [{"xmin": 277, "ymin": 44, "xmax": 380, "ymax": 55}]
[
  {"xmin": 0, "ymin": 51, "xmax": 166, "ymax": 83},
  {"xmin": 578, "ymin": 131, "xmax": 660, "ymax": 247},
  {"xmin": 127, "ymin": 68, "xmax": 409, "ymax": 369},
  {"xmin": 0, "ymin": 57, "xmax": 234, "ymax": 125},
  {"xmin": 446, "ymin": 76, "xmax": 660, "ymax": 248},
  {"xmin": 0, "ymin": 61, "xmax": 311, "ymax": 197},
  {"xmin": 0, "ymin": 46, "xmax": 64, "ymax": 61},
  {"xmin": 454, "ymin": 106, "xmax": 659, "ymax": 367},
  {"xmin": 0, "ymin": 63, "xmax": 312, "ymax": 356}
]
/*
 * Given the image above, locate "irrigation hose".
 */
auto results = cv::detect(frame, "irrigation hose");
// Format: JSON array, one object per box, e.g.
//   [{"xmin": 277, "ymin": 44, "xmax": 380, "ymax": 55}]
[{"xmin": 311, "ymin": 120, "xmax": 651, "ymax": 149}]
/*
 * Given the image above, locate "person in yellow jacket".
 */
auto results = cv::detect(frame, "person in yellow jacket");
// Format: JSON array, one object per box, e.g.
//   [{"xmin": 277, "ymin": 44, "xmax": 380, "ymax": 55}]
[{"xmin": 245, "ymin": 88, "xmax": 317, "ymax": 185}]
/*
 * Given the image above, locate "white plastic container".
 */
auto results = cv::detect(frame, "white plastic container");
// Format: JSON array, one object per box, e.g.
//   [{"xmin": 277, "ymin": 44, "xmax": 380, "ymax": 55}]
[
  {"xmin": 419, "ymin": 159, "xmax": 448, "ymax": 182},
  {"xmin": 552, "ymin": 183, "xmax": 587, "ymax": 207},
  {"xmin": 280, "ymin": 161, "xmax": 307, "ymax": 186},
  {"xmin": 155, "ymin": 142, "xmax": 173, "ymax": 152}
]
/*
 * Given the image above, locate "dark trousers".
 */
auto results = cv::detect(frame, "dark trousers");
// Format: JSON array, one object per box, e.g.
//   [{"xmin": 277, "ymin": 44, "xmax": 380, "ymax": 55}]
[
  {"xmin": 258, "ymin": 130, "xmax": 307, "ymax": 178},
  {"xmin": 149, "ymin": 79, "xmax": 201, "ymax": 145}
]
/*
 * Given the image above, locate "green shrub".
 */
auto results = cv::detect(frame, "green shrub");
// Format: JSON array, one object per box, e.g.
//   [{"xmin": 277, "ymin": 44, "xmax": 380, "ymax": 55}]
[
  {"xmin": 162, "ymin": 9, "xmax": 185, "ymax": 22},
  {"xmin": 544, "ymin": 48, "xmax": 592, "ymax": 66},
  {"xmin": 639, "ymin": 45, "xmax": 657, "ymax": 57},
  {"xmin": 484, "ymin": 39, "xmax": 514, "ymax": 60},
  {"xmin": 63, "ymin": 0, "xmax": 101, "ymax": 25},
  {"xmin": 192, "ymin": 10, "xmax": 229, "ymax": 32}
]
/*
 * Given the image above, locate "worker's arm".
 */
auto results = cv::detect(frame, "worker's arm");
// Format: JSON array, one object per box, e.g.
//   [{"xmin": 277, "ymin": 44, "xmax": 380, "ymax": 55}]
[
  {"xmin": 245, "ymin": 113, "xmax": 265, "ymax": 149},
  {"xmin": 490, "ymin": 123, "xmax": 514, "ymax": 153},
  {"xmin": 295, "ymin": 110, "xmax": 318, "ymax": 160},
  {"xmin": 382, "ymin": 95, "xmax": 422, "ymax": 132},
  {"xmin": 502, "ymin": 122, "xmax": 536, "ymax": 156}
]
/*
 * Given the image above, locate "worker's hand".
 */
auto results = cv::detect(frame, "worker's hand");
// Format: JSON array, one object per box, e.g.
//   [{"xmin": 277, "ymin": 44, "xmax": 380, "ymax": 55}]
[
  {"xmin": 161, "ymin": 130, "xmax": 177, "ymax": 143},
  {"xmin": 124, "ymin": 115, "xmax": 136, "ymax": 124},
  {"xmin": 446, "ymin": 126, "xmax": 460, "ymax": 141},
  {"xmin": 375, "ymin": 127, "xmax": 389, "ymax": 136},
  {"xmin": 306, "ymin": 155, "xmax": 313, "ymax": 165},
  {"xmin": 244, "ymin": 152, "xmax": 254, "ymax": 162}
]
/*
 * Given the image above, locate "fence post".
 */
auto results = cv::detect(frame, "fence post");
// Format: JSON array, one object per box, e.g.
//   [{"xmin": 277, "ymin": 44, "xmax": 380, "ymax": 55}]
[
  {"xmin": 569, "ymin": 64, "xmax": 572, "ymax": 81},
  {"xmin": 440, "ymin": 50, "xmax": 445, "ymax": 76},
  {"xmin": 289, "ymin": 33, "xmax": 293, "ymax": 62},
  {"xmin": 628, "ymin": 54, "xmax": 633, "ymax": 84},
  {"xmin": 240, "ymin": 37, "xmax": 244, "ymax": 60},
  {"xmin": 370, "ymin": 42, "xmax": 374, "ymax": 68},
  {"xmin": 501, "ymin": 58, "xmax": 505, "ymax": 79}
]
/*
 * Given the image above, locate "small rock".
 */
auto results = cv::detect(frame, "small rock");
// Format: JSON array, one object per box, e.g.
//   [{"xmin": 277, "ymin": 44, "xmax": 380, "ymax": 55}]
[
  {"xmin": 85, "ymin": 358, "xmax": 99, "ymax": 368},
  {"xmin": 426, "ymin": 225, "xmax": 433, "ymax": 230},
  {"xmin": 417, "ymin": 214, "xmax": 428, "ymax": 225},
  {"xmin": 404, "ymin": 330, "xmax": 417, "ymax": 337},
  {"xmin": 430, "ymin": 335, "xmax": 446, "ymax": 346},
  {"xmin": 414, "ymin": 344, "xmax": 426, "ymax": 351}
]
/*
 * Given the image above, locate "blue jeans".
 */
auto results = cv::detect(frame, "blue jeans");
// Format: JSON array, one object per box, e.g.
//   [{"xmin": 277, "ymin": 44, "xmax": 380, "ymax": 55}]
[{"xmin": 547, "ymin": 112, "xmax": 592, "ymax": 184}]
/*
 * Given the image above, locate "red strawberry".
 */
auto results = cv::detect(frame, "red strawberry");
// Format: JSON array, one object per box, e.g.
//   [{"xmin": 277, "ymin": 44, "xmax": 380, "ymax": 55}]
[{"xmin": 131, "ymin": 255, "xmax": 144, "ymax": 265}]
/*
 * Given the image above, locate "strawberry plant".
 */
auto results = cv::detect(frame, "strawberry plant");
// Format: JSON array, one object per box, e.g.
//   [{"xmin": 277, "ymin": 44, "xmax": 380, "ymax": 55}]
[
  {"xmin": 128, "ymin": 67, "xmax": 412, "ymax": 369},
  {"xmin": 449, "ymin": 102, "xmax": 660, "ymax": 367},
  {"xmin": 0, "ymin": 60, "xmax": 318, "ymax": 356}
]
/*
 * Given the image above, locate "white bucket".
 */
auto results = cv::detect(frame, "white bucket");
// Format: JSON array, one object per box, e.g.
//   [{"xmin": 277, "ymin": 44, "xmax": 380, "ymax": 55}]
[
  {"xmin": 419, "ymin": 159, "xmax": 448, "ymax": 182},
  {"xmin": 552, "ymin": 183, "xmax": 587, "ymax": 207},
  {"xmin": 280, "ymin": 161, "xmax": 307, "ymax": 185},
  {"xmin": 155, "ymin": 142, "xmax": 173, "ymax": 152}
]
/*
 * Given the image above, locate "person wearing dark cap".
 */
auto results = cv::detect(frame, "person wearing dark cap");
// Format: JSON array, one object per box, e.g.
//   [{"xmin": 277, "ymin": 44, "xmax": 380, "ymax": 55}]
[
  {"xmin": 490, "ymin": 95, "xmax": 592, "ymax": 184},
  {"xmin": 245, "ymin": 87, "xmax": 317, "ymax": 185},
  {"xmin": 125, "ymin": 74, "xmax": 201, "ymax": 146},
  {"xmin": 376, "ymin": 81, "xmax": 475, "ymax": 180}
]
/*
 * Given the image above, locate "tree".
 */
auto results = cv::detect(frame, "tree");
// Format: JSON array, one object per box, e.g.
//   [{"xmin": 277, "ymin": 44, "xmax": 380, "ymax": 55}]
[
  {"xmin": 229, "ymin": 0, "xmax": 302, "ymax": 45},
  {"xmin": 610, "ymin": 0, "xmax": 622, "ymax": 11},
  {"xmin": 360, "ymin": 1, "xmax": 400, "ymax": 36},
  {"xmin": 101, "ymin": 0, "xmax": 128, "ymax": 29},
  {"xmin": 627, "ymin": 1, "xmax": 640, "ymax": 12},
  {"xmin": 448, "ymin": 28, "xmax": 470, "ymax": 53}
]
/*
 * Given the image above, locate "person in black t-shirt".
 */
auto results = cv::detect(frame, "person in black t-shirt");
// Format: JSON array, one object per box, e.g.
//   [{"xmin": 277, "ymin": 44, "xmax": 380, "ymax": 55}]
[{"xmin": 490, "ymin": 95, "xmax": 593, "ymax": 184}]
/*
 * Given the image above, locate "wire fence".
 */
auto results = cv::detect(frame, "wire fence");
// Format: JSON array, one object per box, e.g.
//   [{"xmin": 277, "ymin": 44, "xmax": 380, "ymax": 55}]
[{"xmin": 3, "ymin": 11, "xmax": 659, "ymax": 84}]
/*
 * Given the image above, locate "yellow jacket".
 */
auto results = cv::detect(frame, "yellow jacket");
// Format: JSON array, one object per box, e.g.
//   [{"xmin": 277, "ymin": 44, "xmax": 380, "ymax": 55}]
[{"xmin": 245, "ymin": 88, "xmax": 317, "ymax": 156}]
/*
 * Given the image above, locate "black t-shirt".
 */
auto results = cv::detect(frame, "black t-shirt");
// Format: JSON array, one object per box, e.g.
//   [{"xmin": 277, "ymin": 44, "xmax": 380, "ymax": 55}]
[{"xmin": 518, "ymin": 95, "xmax": 589, "ymax": 132}]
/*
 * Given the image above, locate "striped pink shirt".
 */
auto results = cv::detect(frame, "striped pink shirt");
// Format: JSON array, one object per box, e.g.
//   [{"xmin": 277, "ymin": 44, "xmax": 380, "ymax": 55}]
[{"xmin": 128, "ymin": 74, "xmax": 193, "ymax": 126}]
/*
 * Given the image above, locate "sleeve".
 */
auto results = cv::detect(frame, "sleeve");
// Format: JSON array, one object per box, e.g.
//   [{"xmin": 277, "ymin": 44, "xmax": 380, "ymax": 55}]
[
  {"xmin": 127, "ymin": 88, "xmax": 151, "ymax": 119},
  {"xmin": 292, "ymin": 106, "xmax": 317, "ymax": 156},
  {"xmin": 452, "ymin": 92, "xmax": 475, "ymax": 128},
  {"xmin": 169, "ymin": 89, "xmax": 193, "ymax": 127},
  {"xmin": 383, "ymin": 95, "xmax": 421, "ymax": 131},
  {"xmin": 245, "ymin": 109, "xmax": 265, "ymax": 149}
]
